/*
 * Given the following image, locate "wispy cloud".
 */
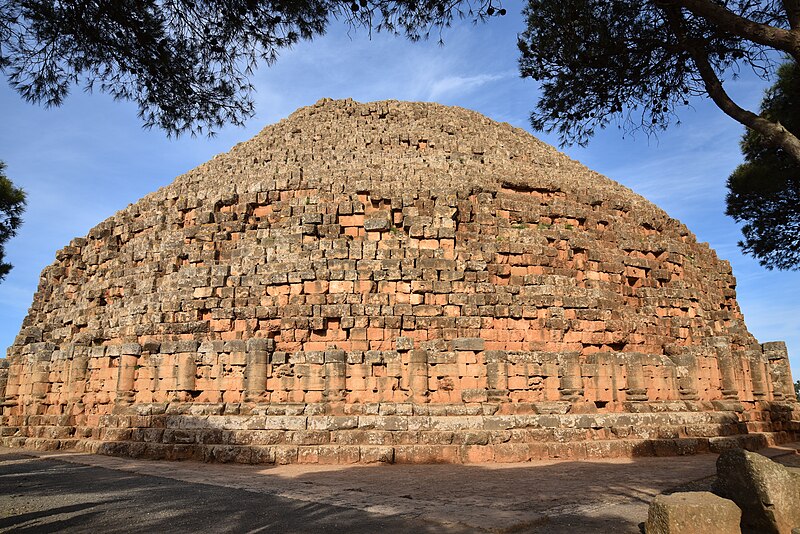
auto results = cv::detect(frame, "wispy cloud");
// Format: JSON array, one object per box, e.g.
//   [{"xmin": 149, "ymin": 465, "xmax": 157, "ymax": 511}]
[{"xmin": 427, "ymin": 72, "xmax": 512, "ymax": 100}]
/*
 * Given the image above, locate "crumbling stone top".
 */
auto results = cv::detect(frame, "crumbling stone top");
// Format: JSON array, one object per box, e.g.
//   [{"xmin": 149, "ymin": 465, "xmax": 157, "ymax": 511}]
[{"xmin": 141, "ymin": 98, "xmax": 683, "ymax": 237}]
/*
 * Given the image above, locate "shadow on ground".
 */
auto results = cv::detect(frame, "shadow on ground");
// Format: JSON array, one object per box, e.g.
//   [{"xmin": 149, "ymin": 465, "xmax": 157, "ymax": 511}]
[
  {"xmin": 2, "ymin": 447, "xmax": 798, "ymax": 533},
  {"xmin": 0, "ymin": 452, "xmax": 453, "ymax": 533}
]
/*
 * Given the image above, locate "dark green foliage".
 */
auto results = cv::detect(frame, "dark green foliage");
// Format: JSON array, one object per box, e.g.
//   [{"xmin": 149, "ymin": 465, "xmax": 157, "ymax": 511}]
[
  {"xmin": 726, "ymin": 61, "xmax": 800, "ymax": 270},
  {"xmin": 0, "ymin": 162, "xmax": 26, "ymax": 282},
  {"xmin": 517, "ymin": 0, "xmax": 788, "ymax": 147},
  {"xmin": 520, "ymin": 2, "xmax": 800, "ymax": 265},
  {"xmin": 519, "ymin": 1, "xmax": 690, "ymax": 146},
  {"xmin": 0, "ymin": 0, "xmax": 504, "ymax": 136}
]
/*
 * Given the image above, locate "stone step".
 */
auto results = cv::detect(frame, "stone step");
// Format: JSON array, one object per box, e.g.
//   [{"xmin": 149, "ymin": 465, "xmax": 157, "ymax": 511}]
[
  {"xmin": 2, "ymin": 431, "xmax": 794, "ymax": 465},
  {"xmin": 708, "ymin": 432, "xmax": 788, "ymax": 453},
  {"xmin": 745, "ymin": 421, "xmax": 774, "ymax": 432},
  {"xmin": 4, "ymin": 409, "xmax": 794, "ymax": 445},
  {"xmin": 5, "ymin": 420, "xmax": 753, "ymax": 445},
  {"xmin": 101, "ymin": 410, "xmax": 749, "ymax": 431},
  {"xmin": 4, "ymin": 405, "xmax": 797, "ymax": 465}
]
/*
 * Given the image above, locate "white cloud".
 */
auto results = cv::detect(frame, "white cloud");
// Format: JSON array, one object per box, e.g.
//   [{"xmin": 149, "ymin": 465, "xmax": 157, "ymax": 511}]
[{"xmin": 427, "ymin": 72, "xmax": 512, "ymax": 100}]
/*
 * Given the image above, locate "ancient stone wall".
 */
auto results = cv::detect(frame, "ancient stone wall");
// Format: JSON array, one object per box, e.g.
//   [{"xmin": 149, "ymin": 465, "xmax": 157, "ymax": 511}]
[{"xmin": 1, "ymin": 99, "xmax": 797, "ymax": 463}]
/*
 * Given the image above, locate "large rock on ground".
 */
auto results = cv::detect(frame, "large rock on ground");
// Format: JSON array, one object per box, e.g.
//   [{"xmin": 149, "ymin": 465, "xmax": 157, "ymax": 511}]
[
  {"xmin": 714, "ymin": 449, "xmax": 800, "ymax": 534},
  {"xmin": 645, "ymin": 491, "xmax": 741, "ymax": 534}
]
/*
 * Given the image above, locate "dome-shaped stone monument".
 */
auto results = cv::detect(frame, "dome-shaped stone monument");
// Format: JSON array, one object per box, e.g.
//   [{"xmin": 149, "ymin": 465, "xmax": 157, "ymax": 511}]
[{"xmin": 1, "ymin": 99, "xmax": 797, "ymax": 464}]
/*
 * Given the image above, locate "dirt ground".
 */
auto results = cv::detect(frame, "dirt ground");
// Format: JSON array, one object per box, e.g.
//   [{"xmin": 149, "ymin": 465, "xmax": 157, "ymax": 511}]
[{"xmin": 2, "ymin": 442, "xmax": 798, "ymax": 533}]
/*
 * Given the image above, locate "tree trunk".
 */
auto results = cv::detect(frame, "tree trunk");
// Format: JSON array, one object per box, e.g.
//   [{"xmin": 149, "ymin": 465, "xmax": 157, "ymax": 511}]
[
  {"xmin": 782, "ymin": 0, "xmax": 800, "ymax": 31},
  {"xmin": 666, "ymin": 0, "xmax": 800, "ymax": 61},
  {"xmin": 662, "ymin": 4, "xmax": 800, "ymax": 164},
  {"xmin": 693, "ymin": 51, "xmax": 800, "ymax": 162}
]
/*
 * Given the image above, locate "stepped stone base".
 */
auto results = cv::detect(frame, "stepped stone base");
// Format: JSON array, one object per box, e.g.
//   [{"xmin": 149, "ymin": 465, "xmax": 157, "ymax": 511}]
[{"xmin": 3, "ymin": 400, "xmax": 797, "ymax": 464}]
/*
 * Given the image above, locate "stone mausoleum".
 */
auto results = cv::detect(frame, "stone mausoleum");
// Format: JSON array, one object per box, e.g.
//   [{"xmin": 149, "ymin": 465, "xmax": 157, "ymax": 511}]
[{"xmin": 1, "ymin": 99, "xmax": 797, "ymax": 464}]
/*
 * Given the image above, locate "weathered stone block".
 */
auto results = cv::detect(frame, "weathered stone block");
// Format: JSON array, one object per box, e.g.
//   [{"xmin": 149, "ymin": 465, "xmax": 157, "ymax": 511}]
[
  {"xmin": 263, "ymin": 416, "xmax": 307, "ymax": 430},
  {"xmin": 360, "ymin": 446, "xmax": 394, "ymax": 463},
  {"xmin": 452, "ymin": 338, "xmax": 485, "ymax": 351},
  {"xmin": 461, "ymin": 389, "xmax": 488, "ymax": 403},
  {"xmin": 363, "ymin": 211, "xmax": 392, "ymax": 231},
  {"xmin": 307, "ymin": 416, "xmax": 358, "ymax": 431},
  {"xmin": 714, "ymin": 449, "xmax": 800, "ymax": 534},
  {"xmin": 395, "ymin": 337, "xmax": 414, "ymax": 352},
  {"xmin": 645, "ymin": 492, "xmax": 741, "ymax": 534}
]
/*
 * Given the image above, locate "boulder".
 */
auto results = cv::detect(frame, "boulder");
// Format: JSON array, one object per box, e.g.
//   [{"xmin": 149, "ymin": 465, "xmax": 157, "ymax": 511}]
[
  {"xmin": 645, "ymin": 491, "xmax": 741, "ymax": 534},
  {"xmin": 714, "ymin": 448, "xmax": 800, "ymax": 534}
]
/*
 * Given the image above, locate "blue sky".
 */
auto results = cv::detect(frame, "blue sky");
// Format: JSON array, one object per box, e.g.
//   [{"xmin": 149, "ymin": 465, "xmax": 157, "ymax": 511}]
[{"xmin": 1, "ymin": 8, "xmax": 798, "ymax": 379}]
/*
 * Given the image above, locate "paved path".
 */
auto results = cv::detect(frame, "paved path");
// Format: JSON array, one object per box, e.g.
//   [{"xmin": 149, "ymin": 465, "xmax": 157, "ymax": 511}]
[{"xmin": 2, "ymin": 443, "xmax": 799, "ymax": 533}]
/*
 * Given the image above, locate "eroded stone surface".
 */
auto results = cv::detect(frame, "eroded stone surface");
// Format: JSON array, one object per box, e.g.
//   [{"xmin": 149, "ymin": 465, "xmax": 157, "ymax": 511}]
[
  {"xmin": 645, "ymin": 492, "xmax": 741, "ymax": 534},
  {"xmin": 1, "ymin": 99, "xmax": 798, "ymax": 463},
  {"xmin": 714, "ymin": 449, "xmax": 800, "ymax": 534}
]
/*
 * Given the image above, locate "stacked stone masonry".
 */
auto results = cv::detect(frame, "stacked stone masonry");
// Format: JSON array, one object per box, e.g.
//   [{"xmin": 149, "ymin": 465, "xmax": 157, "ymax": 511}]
[{"xmin": 1, "ymin": 99, "xmax": 797, "ymax": 464}]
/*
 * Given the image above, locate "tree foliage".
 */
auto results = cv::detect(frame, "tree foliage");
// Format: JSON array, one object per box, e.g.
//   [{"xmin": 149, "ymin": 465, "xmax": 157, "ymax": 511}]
[
  {"xmin": 0, "ymin": 0, "xmax": 505, "ymax": 136},
  {"xmin": 0, "ymin": 161, "xmax": 26, "ymax": 282},
  {"xmin": 726, "ymin": 61, "xmax": 800, "ymax": 270},
  {"xmin": 3, "ymin": 1, "xmax": 800, "ymax": 182},
  {"xmin": 518, "ymin": 1, "xmax": 800, "ymax": 164},
  {"xmin": 3, "ymin": 0, "xmax": 799, "ymax": 164}
]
